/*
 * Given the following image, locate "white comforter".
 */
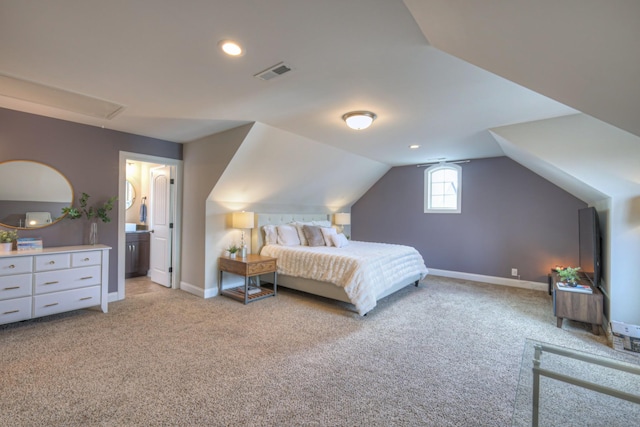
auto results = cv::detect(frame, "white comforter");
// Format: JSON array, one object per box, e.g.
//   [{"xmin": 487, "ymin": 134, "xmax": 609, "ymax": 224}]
[{"xmin": 260, "ymin": 241, "xmax": 428, "ymax": 315}]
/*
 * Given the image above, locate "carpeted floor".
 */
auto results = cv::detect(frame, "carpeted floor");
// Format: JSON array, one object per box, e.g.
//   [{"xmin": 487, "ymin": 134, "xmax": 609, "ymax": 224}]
[{"xmin": 0, "ymin": 275, "xmax": 637, "ymax": 426}]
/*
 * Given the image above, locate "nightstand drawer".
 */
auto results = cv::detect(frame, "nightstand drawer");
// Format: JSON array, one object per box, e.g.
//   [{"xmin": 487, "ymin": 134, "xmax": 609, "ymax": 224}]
[{"xmin": 247, "ymin": 260, "xmax": 276, "ymax": 275}]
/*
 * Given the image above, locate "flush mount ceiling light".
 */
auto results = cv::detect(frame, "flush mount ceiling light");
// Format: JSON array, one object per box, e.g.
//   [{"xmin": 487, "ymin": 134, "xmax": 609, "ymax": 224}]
[
  {"xmin": 342, "ymin": 111, "xmax": 377, "ymax": 130},
  {"xmin": 409, "ymin": 144, "xmax": 421, "ymax": 149},
  {"xmin": 218, "ymin": 39, "xmax": 244, "ymax": 56}
]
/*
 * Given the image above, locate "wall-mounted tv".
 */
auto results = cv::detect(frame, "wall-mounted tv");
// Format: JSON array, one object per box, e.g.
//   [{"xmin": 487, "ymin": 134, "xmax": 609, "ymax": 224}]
[{"xmin": 578, "ymin": 207, "xmax": 602, "ymax": 287}]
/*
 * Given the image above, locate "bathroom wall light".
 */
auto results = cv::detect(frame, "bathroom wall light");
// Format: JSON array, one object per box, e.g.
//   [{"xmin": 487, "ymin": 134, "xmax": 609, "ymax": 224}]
[{"xmin": 342, "ymin": 111, "xmax": 377, "ymax": 130}]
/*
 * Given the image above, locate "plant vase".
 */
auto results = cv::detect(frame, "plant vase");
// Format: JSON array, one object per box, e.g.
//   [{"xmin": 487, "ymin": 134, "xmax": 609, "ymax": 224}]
[
  {"xmin": 228, "ymin": 252, "xmax": 237, "ymax": 259},
  {"xmin": 89, "ymin": 221, "xmax": 98, "ymax": 245},
  {"xmin": 0, "ymin": 242, "xmax": 12, "ymax": 252}
]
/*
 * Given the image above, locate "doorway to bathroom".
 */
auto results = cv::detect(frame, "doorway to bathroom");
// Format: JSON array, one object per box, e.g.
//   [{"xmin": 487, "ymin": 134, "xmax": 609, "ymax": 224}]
[{"xmin": 117, "ymin": 151, "xmax": 183, "ymax": 301}]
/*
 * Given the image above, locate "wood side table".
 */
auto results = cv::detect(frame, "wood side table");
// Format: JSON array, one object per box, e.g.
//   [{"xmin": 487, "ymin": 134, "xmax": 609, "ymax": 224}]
[
  {"xmin": 552, "ymin": 272, "xmax": 602, "ymax": 335},
  {"xmin": 218, "ymin": 254, "xmax": 277, "ymax": 304}
]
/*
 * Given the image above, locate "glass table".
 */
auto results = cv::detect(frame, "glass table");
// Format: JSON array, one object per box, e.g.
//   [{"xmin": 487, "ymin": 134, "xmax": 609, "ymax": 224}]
[{"xmin": 512, "ymin": 339, "xmax": 640, "ymax": 426}]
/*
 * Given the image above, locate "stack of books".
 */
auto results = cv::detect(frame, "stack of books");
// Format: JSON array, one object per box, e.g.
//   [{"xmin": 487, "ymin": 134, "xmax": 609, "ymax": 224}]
[
  {"xmin": 236, "ymin": 286, "xmax": 262, "ymax": 295},
  {"xmin": 556, "ymin": 282, "xmax": 593, "ymax": 294}
]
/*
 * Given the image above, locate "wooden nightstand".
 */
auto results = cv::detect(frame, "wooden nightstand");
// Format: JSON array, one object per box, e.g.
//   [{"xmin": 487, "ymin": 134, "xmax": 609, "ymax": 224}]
[{"xmin": 218, "ymin": 254, "xmax": 277, "ymax": 304}]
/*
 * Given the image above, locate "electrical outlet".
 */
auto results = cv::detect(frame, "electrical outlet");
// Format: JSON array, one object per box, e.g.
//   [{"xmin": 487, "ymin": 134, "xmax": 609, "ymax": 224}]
[{"xmin": 511, "ymin": 268, "xmax": 518, "ymax": 276}]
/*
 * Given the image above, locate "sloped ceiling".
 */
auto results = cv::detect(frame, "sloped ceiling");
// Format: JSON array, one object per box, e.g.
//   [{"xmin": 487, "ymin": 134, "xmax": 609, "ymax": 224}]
[
  {"xmin": 0, "ymin": 0, "xmax": 575, "ymax": 166},
  {"xmin": 208, "ymin": 122, "xmax": 389, "ymax": 212},
  {"xmin": 490, "ymin": 114, "xmax": 640, "ymax": 204},
  {"xmin": 404, "ymin": 0, "xmax": 640, "ymax": 139}
]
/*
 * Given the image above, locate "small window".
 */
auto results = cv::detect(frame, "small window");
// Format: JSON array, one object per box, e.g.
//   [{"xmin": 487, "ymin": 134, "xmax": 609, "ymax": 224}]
[{"xmin": 424, "ymin": 163, "xmax": 461, "ymax": 213}]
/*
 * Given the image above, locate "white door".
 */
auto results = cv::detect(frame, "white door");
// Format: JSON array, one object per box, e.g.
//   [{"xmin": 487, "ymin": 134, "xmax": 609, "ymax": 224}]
[{"xmin": 150, "ymin": 165, "xmax": 172, "ymax": 287}]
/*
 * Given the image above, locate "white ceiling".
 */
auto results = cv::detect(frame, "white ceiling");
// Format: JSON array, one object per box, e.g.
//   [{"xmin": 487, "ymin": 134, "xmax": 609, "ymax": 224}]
[{"xmin": 0, "ymin": 0, "xmax": 577, "ymax": 166}]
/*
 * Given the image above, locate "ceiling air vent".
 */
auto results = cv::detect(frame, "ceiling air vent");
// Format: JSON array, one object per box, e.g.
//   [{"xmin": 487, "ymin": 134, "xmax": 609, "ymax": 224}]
[{"xmin": 253, "ymin": 62, "xmax": 292, "ymax": 81}]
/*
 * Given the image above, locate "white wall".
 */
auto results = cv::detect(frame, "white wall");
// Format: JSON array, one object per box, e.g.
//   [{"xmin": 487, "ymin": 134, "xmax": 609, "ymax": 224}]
[
  {"xmin": 490, "ymin": 114, "xmax": 640, "ymax": 325},
  {"xmin": 180, "ymin": 125, "xmax": 251, "ymax": 295}
]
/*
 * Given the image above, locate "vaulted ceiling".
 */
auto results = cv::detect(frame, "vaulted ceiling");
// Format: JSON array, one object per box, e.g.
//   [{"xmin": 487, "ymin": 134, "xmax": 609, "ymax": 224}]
[{"xmin": 0, "ymin": 0, "xmax": 601, "ymax": 167}]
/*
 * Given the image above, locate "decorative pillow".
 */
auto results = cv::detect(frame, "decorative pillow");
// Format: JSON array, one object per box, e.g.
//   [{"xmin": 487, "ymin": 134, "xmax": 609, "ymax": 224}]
[
  {"xmin": 320, "ymin": 227, "xmax": 337, "ymax": 246},
  {"xmin": 263, "ymin": 225, "xmax": 277, "ymax": 246},
  {"xmin": 291, "ymin": 222, "xmax": 313, "ymax": 246},
  {"xmin": 302, "ymin": 225, "xmax": 325, "ymax": 247},
  {"xmin": 276, "ymin": 224, "xmax": 301, "ymax": 246},
  {"xmin": 331, "ymin": 233, "xmax": 349, "ymax": 248}
]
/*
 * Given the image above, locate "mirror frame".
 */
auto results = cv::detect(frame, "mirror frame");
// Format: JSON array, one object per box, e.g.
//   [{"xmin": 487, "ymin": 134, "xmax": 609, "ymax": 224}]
[
  {"xmin": 0, "ymin": 160, "xmax": 74, "ymax": 230},
  {"xmin": 125, "ymin": 180, "xmax": 136, "ymax": 210}
]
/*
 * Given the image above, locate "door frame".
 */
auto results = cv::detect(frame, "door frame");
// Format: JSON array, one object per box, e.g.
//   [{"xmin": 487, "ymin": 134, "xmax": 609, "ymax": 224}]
[{"xmin": 117, "ymin": 151, "xmax": 183, "ymax": 300}]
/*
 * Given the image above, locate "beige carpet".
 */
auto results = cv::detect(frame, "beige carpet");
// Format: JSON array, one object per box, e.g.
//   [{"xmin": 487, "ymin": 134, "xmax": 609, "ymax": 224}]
[{"xmin": 0, "ymin": 276, "xmax": 637, "ymax": 426}]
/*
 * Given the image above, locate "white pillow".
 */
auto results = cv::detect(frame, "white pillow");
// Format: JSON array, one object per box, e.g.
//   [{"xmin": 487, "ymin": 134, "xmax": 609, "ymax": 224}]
[
  {"xmin": 331, "ymin": 233, "xmax": 349, "ymax": 248},
  {"xmin": 263, "ymin": 225, "xmax": 277, "ymax": 246},
  {"xmin": 320, "ymin": 227, "xmax": 337, "ymax": 246},
  {"xmin": 276, "ymin": 224, "xmax": 301, "ymax": 246}
]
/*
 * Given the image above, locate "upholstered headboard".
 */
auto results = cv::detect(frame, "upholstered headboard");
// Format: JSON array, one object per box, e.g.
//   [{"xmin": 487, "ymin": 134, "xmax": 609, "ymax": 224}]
[{"xmin": 251, "ymin": 213, "xmax": 331, "ymax": 254}]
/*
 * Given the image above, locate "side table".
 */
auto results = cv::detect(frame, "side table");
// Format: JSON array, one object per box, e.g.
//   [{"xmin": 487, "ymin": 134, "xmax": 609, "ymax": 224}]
[
  {"xmin": 552, "ymin": 272, "xmax": 602, "ymax": 335},
  {"xmin": 218, "ymin": 254, "xmax": 277, "ymax": 304}
]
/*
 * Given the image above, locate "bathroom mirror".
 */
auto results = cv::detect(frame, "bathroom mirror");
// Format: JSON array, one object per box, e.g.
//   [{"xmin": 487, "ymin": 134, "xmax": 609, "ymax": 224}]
[
  {"xmin": 125, "ymin": 180, "xmax": 136, "ymax": 210},
  {"xmin": 0, "ymin": 160, "xmax": 74, "ymax": 229}
]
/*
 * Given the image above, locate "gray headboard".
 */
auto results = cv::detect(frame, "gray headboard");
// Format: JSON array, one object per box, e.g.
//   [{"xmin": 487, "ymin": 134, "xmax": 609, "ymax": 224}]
[{"xmin": 251, "ymin": 213, "xmax": 331, "ymax": 254}]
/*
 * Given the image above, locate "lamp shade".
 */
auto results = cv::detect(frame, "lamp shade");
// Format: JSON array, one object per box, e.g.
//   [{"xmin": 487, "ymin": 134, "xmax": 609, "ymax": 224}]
[
  {"xmin": 334, "ymin": 212, "xmax": 351, "ymax": 225},
  {"xmin": 232, "ymin": 211, "xmax": 254, "ymax": 229}
]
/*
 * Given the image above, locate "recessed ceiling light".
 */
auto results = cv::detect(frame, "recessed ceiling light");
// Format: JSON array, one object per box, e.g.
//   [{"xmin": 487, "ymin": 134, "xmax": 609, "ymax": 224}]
[
  {"xmin": 219, "ymin": 39, "xmax": 244, "ymax": 56},
  {"xmin": 409, "ymin": 144, "xmax": 421, "ymax": 149},
  {"xmin": 342, "ymin": 111, "xmax": 377, "ymax": 130}
]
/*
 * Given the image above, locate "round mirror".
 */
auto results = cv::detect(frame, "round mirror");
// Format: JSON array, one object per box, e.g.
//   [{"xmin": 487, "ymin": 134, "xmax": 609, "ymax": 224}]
[
  {"xmin": 125, "ymin": 180, "xmax": 136, "ymax": 210},
  {"xmin": 0, "ymin": 160, "xmax": 73, "ymax": 229}
]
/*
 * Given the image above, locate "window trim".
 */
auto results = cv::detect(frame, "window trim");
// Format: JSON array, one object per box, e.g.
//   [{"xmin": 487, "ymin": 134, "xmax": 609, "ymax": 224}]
[{"xmin": 424, "ymin": 163, "xmax": 462, "ymax": 214}]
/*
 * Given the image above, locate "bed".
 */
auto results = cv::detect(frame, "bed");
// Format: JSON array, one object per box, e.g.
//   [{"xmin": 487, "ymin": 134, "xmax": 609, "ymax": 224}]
[{"xmin": 252, "ymin": 214, "xmax": 428, "ymax": 315}]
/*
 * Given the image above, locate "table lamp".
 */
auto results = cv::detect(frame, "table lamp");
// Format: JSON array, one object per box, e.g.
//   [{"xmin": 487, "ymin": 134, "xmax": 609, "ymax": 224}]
[{"xmin": 232, "ymin": 211, "xmax": 254, "ymax": 258}]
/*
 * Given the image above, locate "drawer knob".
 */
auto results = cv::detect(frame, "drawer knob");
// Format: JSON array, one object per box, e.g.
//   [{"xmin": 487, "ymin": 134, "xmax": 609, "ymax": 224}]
[
  {"xmin": 80, "ymin": 276, "xmax": 93, "ymax": 280},
  {"xmin": 3, "ymin": 286, "xmax": 20, "ymax": 291},
  {"xmin": 48, "ymin": 261, "xmax": 55, "ymax": 265},
  {"xmin": 3, "ymin": 310, "xmax": 19, "ymax": 315},
  {"xmin": 83, "ymin": 258, "xmax": 90, "ymax": 261},
  {"xmin": 44, "ymin": 281, "xmax": 59, "ymax": 285},
  {"xmin": 44, "ymin": 303, "xmax": 59, "ymax": 307},
  {"xmin": 80, "ymin": 296, "xmax": 93, "ymax": 301},
  {"xmin": 8, "ymin": 264, "xmax": 15, "ymax": 269}
]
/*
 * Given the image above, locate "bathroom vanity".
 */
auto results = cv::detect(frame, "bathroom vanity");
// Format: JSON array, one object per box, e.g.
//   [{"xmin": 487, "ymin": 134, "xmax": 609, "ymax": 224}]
[
  {"xmin": 125, "ymin": 231, "xmax": 150, "ymax": 278},
  {"xmin": 0, "ymin": 245, "xmax": 110, "ymax": 325}
]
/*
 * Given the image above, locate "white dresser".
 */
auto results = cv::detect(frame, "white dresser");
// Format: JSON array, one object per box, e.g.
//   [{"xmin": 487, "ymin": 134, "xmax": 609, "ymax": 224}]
[{"xmin": 0, "ymin": 245, "xmax": 110, "ymax": 325}]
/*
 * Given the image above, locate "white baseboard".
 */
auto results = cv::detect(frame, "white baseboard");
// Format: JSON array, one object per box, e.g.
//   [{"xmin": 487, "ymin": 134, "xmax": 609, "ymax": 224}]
[
  {"xmin": 180, "ymin": 281, "xmax": 218, "ymax": 299},
  {"xmin": 428, "ymin": 268, "xmax": 547, "ymax": 292}
]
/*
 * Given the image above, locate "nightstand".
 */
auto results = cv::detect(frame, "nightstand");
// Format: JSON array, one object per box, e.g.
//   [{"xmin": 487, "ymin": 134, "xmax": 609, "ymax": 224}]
[{"xmin": 218, "ymin": 254, "xmax": 277, "ymax": 304}]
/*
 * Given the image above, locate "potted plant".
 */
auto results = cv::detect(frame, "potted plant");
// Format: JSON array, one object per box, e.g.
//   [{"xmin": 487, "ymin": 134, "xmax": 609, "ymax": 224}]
[
  {"xmin": 62, "ymin": 192, "xmax": 117, "ymax": 244},
  {"xmin": 227, "ymin": 244, "xmax": 239, "ymax": 259},
  {"xmin": 0, "ymin": 229, "xmax": 18, "ymax": 252},
  {"xmin": 557, "ymin": 266, "xmax": 581, "ymax": 286}
]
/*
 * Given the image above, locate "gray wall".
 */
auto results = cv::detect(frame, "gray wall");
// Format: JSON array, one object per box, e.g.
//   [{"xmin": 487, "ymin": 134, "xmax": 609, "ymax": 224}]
[
  {"xmin": 352, "ymin": 157, "xmax": 587, "ymax": 283},
  {"xmin": 0, "ymin": 108, "xmax": 182, "ymax": 293}
]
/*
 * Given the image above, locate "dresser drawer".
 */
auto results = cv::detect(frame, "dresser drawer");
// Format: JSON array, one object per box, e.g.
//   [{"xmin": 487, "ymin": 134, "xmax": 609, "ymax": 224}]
[
  {"xmin": 34, "ymin": 265, "xmax": 101, "ymax": 294},
  {"xmin": 35, "ymin": 253, "xmax": 71, "ymax": 272},
  {"xmin": 0, "ymin": 257, "xmax": 32, "ymax": 276},
  {"xmin": 0, "ymin": 297, "xmax": 32, "ymax": 325},
  {"xmin": 33, "ymin": 286, "xmax": 101, "ymax": 318},
  {"xmin": 71, "ymin": 251, "xmax": 102, "ymax": 267},
  {"xmin": 0, "ymin": 274, "xmax": 32, "ymax": 300}
]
